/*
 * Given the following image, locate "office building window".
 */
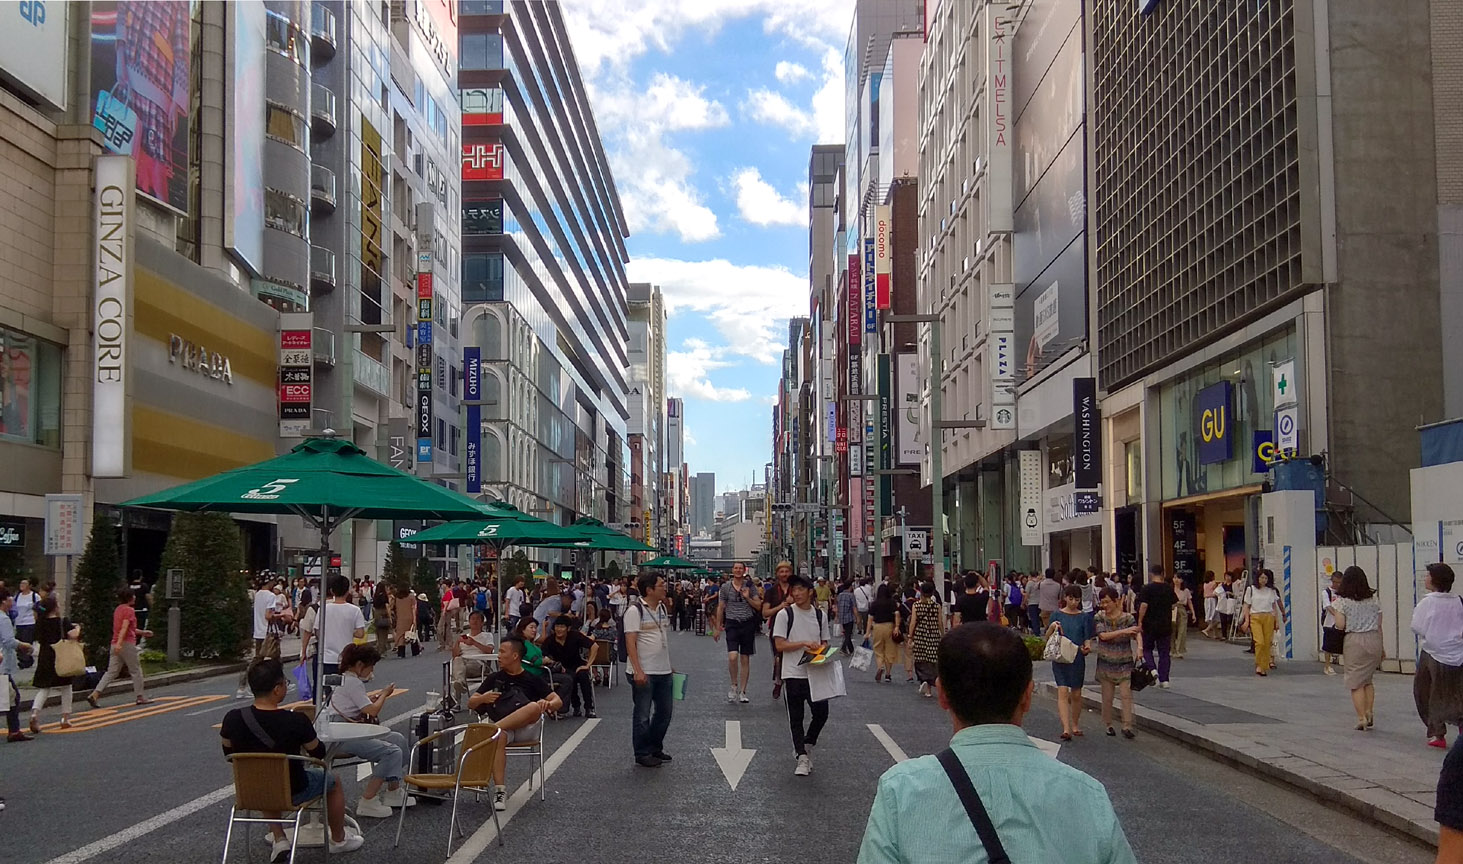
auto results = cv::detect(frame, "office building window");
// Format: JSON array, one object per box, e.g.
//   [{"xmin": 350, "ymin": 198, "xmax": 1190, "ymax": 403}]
[
  {"xmin": 463, "ymin": 200, "xmax": 503, "ymax": 235},
  {"xmin": 0, "ymin": 327, "xmax": 62, "ymax": 448},
  {"xmin": 463, "ymin": 253, "xmax": 505, "ymax": 303},
  {"xmin": 265, "ymin": 103, "xmax": 307, "ymax": 151},
  {"xmin": 460, "ymin": 33, "xmax": 504, "ymax": 71},
  {"xmin": 264, "ymin": 189, "xmax": 307, "ymax": 238}
]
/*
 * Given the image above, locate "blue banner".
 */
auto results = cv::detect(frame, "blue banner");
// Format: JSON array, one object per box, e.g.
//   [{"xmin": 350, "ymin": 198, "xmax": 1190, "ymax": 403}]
[
  {"xmin": 863, "ymin": 237, "xmax": 876, "ymax": 334},
  {"xmin": 1252, "ymin": 429, "xmax": 1274, "ymax": 474},
  {"xmin": 464, "ymin": 348, "xmax": 481, "ymax": 493},
  {"xmin": 1195, "ymin": 381, "xmax": 1233, "ymax": 465}
]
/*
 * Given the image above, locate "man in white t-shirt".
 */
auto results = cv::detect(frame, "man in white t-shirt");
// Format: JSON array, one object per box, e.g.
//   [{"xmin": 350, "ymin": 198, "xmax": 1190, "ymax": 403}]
[
  {"xmin": 252, "ymin": 584, "xmax": 283, "ymax": 651},
  {"xmin": 773, "ymin": 574, "xmax": 832, "ymax": 776},
  {"xmin": 504, "ymin": 579, "xmax": 526, "ymax": 628},
  {"xmin": 853, "ymin": 578, "xmax": 874, "ymax": 634},
  {"xmin": 314, "ymin": 575, "xmax": 367, "ymax": 676},
  {"xmin": 624, "ymin": 572, "xmax": 673, "ymax": 768}
]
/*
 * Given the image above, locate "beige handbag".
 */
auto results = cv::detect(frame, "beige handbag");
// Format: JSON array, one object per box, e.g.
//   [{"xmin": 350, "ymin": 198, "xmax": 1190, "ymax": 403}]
[{"xmin": 54, "ymin": 639, "xmax": 87, "ymax": 678}]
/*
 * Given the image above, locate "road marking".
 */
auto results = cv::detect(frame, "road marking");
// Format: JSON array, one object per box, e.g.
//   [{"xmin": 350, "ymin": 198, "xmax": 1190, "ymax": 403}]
[
  {"xmin": 867, "ymin": 723, "xmax": 909, "ymax": 763},
  {"xmin": 444, "ymin": 717, "xmax": 601, "ymax": 864},
  {"xmin": 710, "ymin": 720, "xmax": 756, "ymax": 790},
  {"xmin": 38, "ymin": 696, "xmax": 229, "ymax": 734},
  {"xmin": 41, "ymin": 705, "xmax": 427, "ymax": 864}
]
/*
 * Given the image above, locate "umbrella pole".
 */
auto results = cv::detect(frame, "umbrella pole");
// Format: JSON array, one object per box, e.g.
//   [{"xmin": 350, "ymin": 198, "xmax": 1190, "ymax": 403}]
[{"xmin": 314, "ymin": 505, "xmax": 333, "ymax": 711}]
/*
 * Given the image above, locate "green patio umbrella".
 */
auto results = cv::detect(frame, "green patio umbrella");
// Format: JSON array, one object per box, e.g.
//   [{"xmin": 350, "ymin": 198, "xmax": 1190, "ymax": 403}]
[
  {"xmin": 565, "ymin": 516, "xmax": 656, "ymax": 552},
  {"xmin": 405, "ymin": 505, "xmax": 590, "ymax": 547},
  {"xmin": 121, "ymin": 435, "xmax": 491, "ymax": 703},
  {"xmin": 641, "ymin": 554, "xmax": 701, "ymax": 570}
]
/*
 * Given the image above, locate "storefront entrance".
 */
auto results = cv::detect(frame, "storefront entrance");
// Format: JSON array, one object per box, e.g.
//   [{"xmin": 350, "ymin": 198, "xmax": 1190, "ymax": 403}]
[{"xmin": 1163, "ymin": 488, "xmax": 1259, "ymax": 589}]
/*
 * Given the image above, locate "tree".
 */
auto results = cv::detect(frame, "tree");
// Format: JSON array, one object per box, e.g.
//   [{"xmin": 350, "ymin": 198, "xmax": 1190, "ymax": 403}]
[
  {"xmin": 606, "ymin": 559, "xmax": 623, "ymax": 584},
  {"xmin": 71, "ymin": 517, "xmax": 124, "ymax": 666},
  {"xmin": 412, "ymin": 556, "xmax": 439, "ymax": 608},
  {"xmin": 151, "ymin": 512, "xmax": 251, "ymax": 660},
  {"xmin": 383, "ymin": 541, "xmax": 411, "ymax": 591}
]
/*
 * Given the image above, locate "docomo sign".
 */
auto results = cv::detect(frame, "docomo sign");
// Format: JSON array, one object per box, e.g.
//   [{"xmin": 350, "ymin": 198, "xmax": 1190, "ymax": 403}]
[
  {"xmin": 93, "ymin": 155, "xmax": 134, "ymax": 478},
  {"xmin": 874, "ymin": 205, "xmax": 891, "ymax": 310}
]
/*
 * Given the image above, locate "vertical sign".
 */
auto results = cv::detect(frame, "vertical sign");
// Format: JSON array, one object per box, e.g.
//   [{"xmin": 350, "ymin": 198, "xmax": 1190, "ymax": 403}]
[
  {"xmin": 847, "ymin": 254, "xmax": 860, "ymax": 347},
  {"xmin": 44, "ymin": 494, "xmax": 86, "ymax": 556},
  {"xmin": 1195, "ymin": 381, "xmax": 1233, "ymax": 464},
  {"xmin": 464, "ymin": 347, "xmax": 481, "ymax": 493},
  {"xmin": 386, "ymin": 417, "xmax": 413, "ymax": 472},
  {"xmin": 989, "ymin": 282, "xmax": 1016, "ymax": 431},
  {"xmin": 874, "ymin": 205, "xmax": 891, "ymax": 309},
  {"xmin": 863, "ymin": 237, "xmax": 877, "ymax": 334},
  {"xmin": 1073, "ymin": 377, "xmax": 1100, "ymax": 513},
  {"xmin": 278, "ymin": 312, "xmax": 313, "ymax": 437},
  {"xmin": 416, "ymin": 270, "xmax": 435, "ymax": 466},
  {"xmin": 986, "ymin": 4, "xmax": 1013, "ymax": 233},
  {"xmin": 877, "ymin": 353, "xmax": 892, "ymax": 516},
  {"xmin": 93, "ymin": 155, "xmax": 134, "ymax": 477},
  {"xmin": 897, "ymin": 353, "xmax": 922, "ymax": 465},
  {"xmin": 1019, "ymin": 450, "xmax": 1042, "ymax": 545}
]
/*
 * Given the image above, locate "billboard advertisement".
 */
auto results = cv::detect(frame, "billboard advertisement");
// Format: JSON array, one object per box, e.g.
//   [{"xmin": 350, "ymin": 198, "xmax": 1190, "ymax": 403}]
[
  {"xmin": 464, "ymin": 347, "xmax": 481, "ymax": 493},
  {"xmin": 462, "ymin": 142, "xmax": 504, "ymax": 181},
  {"xmin": 1012, "ymin": 16, "xmax": 1085, "ymax": 382},
  {"xmin": 226, "ymin": 0, "xmax": 266, "ymax": 275},
  {"xmin": 896, "ymin": 354, "xmax": 922, "ymax": 465},
  {"xmin": 0, "ymin": 0, "xmax": 68, "ymax": 109},
  {"xmin": 89, "ymin": 1, "xmax": 193, "ymax": 214},
  {"xmin": 846, "ymin": 254, "xmax": 860, "ymax": 347}
]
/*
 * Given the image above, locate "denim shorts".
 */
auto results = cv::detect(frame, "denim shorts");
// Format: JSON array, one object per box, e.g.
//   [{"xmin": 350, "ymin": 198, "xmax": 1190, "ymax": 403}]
[{"xmin": 292, "ymin": 766, "xmax": 335, "ymax": 807}]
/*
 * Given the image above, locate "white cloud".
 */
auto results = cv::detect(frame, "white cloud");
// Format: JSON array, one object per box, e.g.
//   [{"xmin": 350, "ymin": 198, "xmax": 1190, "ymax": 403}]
[
  {"xmin": 775, "ymin": 60, "xmax": 811, "ymax": 84},
  {"xmin": 731, "ymin": 168, "xmax": 804, "ymax": 227},
  {"xmin": 665, "ymin": 341, "xmax": 752, "ymax": 403},
  {"xmin": 560, "ymin": 0, "xmax": 854, "ymax": 75},
  {"xmin": 627, "ymin": 256, "xmax": 809, "ymax": 365},
  {"xmin": 741, "ymin": 47, "xmax": 844, "ymax": 144},
  {"xmin": 588, "ymin": 73, "xmax": 728, "ymax": 243}
]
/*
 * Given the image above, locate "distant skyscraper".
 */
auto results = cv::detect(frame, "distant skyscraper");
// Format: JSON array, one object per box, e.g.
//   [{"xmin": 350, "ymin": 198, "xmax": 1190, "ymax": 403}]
[{"xmin": 690, "ymin": 473, "xmax": 716, "ymax": 535}]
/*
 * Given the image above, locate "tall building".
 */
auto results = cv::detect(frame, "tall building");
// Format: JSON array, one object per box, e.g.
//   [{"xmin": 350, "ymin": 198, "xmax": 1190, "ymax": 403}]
[
  {"xmin": 1090, "ymin": 0, "xmax": 1443, "ymax": 577},
  {"xmin": 456, "ymin": 0, "xmax": 631, "ymax": 540},
  {"xmin": 628, "ymin": 282, "xmax": 667, "ymax": 544},
  {"xmin": 690, "ymin": 472, "xmax": 716, "ymax": 535},
  {"xmin": 665, "ymin": 396, "xmax": 685, "ymax": 552}
]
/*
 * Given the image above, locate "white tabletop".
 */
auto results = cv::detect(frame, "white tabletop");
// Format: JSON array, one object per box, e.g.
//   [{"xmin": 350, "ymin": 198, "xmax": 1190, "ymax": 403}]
[{"xmin": 319, "ymin": 722, "xmax": 389, "ymax": 743}]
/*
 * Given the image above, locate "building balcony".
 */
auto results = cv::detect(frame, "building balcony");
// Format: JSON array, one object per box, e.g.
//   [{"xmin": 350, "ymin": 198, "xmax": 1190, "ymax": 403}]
[
  {"xmin": 311, "ymin": 5, "xmax": 337, "ymax": 65},
  {"xmin": 310, "ymin": 245, "xmax": 336, "ymax": 293},
  {"xmin": 311, "ymin": 83, "xmax": 336, "ymax": 140},
  {"xmin": 310, "ymin": 165, "xmax": 336, "ymax": 215},
  {"xmin": 312, "ymin": 327, "xmax": 336, "ymax": 368}
]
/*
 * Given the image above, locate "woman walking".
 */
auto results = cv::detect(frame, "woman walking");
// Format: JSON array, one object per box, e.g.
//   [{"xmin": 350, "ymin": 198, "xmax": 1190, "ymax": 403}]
[
  {"xmin": 1240, "ymin": 569, "xmax": 1286, "ymax": 675},
  {"xmin": 1094, "ymin": 586, "xmax": 1139, "ymax": 739},
  {"xmin": 898, "ymin": 585, "xmax": 917, "ymax": 683},
  {"xmin": 29, "ymin": 597, "xmax": 80, "ymax": 730},
  {"xmin": 867, "ymin": 584, "xmax": 901, "ymax": 683},
  {"xmin": 1412, "ymin": 563, "xmax": 1463, "ymax": 747},
  {"xmin": 1173, "ymin": 577, "xmax": 1197, "ymax": 658},
  {"xmin": 1321, "ymin": 571, "xmax": 1343, "ymax": 675},
  {"xmin": 391, "ymin": 585, "xmax": 416, "ymax": 658},
  {"xmin": 1201, "ymin": 572, "xmax": 1219, "ymax": 638},
  {"xmin": 907, "ymin": 582, "xmax": 944, "ymax": 697},
  {"xmin": 1332, "ymin": 565, "xmax": 1384, "ymax": 730},
  {"xmin": 1046, "ymin": 585, "xmax": 1094, "ymax": 741}
]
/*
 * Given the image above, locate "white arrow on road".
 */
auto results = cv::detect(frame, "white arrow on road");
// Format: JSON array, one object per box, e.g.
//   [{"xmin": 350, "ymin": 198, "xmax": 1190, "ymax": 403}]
[{"xmin": 711, "ymin": 720, "xmax": 756, "ymax": 791}]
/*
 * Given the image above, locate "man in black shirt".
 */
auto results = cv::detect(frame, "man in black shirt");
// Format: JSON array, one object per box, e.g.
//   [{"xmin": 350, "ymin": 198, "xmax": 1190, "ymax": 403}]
[
  {"xmin": 468, "ymin": 636, "xmax": 562, "ymax": 810},
  {"xmin": 952, "ymin": 573, "xmax": 990, "ymax": 626},
  {"xmin": 1137, "ymin": 564, "xmax": 1177, "ymax": 688},
  {"xmin": 541, "ymin": 616, "xmax": 597, "ymax": 718},
  {"xmin": 221, "ymin": 659, "xmax": 361, "ymax": 858}
]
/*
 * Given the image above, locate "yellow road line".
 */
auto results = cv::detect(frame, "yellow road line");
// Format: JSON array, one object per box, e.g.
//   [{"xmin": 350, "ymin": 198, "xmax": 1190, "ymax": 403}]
[{"xmin": 42, "ymin": 695, "xmax": 229, "ymax": 734}]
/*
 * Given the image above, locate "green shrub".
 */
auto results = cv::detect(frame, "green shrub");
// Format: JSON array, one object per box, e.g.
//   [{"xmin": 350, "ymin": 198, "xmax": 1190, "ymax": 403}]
[
  {"xmin": 150, "ymin": 512, "xmax": 250, "ymax": 661},
  {"xmin": 412, "ymin": 556, "xmax": 439, "ymax": 608},
  {"xmin": 71, "ymin": 518, "xmax": 124, "ymax": 666},
  {"xmin": 383, "ymin": 540, "xmax": 411, "ymax": 592},
  {"xmin": 1023, "ymin": 635, "xmax": 1047, "ymax": 661}
]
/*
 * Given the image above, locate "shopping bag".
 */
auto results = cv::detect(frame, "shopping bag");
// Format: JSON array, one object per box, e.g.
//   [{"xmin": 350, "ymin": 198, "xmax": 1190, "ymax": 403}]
[
  {"xmin": 1043, "ymin": 630, "xmax": 1078, "ymax": 664},
  {"xmin": 1130, "ymin": 659, "xmax": 1158, "ymax": 691},
  {"xmin": 671, "ymin": 672, "xmax": 688, "ymax": 701},
  {"xmin": 293, "ymin": 663, "xmax": 313, "ymax": 702},
  {"xmin": 809, "ymin": 660, "xmax": 846, "ymax": 702},
  {"xmin": 850, "ymin": 640, "xmax": 874, "ymax": 672},
  {"xmin": 54, "ymin": 640, "xmax": 87, "ymax": 678}
]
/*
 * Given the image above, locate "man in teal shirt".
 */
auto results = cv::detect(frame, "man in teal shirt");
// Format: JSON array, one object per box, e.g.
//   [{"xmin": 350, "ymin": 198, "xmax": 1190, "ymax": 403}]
[{"xmin": 857, "ymin": 622, "xmax": 1138, "ymax": 863}]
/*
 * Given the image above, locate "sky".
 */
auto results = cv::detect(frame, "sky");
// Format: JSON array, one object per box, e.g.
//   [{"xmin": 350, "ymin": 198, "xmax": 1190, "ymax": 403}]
[{"xmin": 560, "ymin": 0, "xmax": 854, "ymax": 496}]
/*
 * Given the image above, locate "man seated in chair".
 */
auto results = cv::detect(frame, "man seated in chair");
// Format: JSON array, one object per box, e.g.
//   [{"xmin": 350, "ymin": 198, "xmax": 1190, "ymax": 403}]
[
  {"xmin": 467, "ymin": 636, "xmax": 562, "ymax": 811},
  {"xmin": 222, "ymin": 658, "xmax": 363, "ymax": 859},
  {"xmin": 450, "ymin": 611, "xmax": 495, "ymax": 705}
]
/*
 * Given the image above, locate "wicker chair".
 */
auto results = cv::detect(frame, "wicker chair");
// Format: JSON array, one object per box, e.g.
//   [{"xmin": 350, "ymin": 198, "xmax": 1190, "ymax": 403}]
[
  {"xmin": 221, "ymin": 753, "xmax": 327, "ymax": 864},
  {"xmin": 394, "ymin": 722, "xmax": 506, "ymax": 858}
]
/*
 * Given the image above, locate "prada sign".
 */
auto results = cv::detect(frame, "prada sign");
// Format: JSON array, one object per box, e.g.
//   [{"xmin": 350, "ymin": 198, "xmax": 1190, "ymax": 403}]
[{"xmin": 169, "ymin": 334, "xmax": 234, "ymax": 384}]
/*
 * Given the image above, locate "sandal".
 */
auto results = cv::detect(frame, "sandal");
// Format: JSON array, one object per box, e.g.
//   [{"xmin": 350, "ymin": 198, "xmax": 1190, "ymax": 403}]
[
  {"xmin": 1072, "ymin": 729, "xmax": 1084, "ymax": 737},
  {"xmin": 1059, "ymin": 732, "xmax": 1073, "ymax": 742},
  {"xmin": 1122, "ymin": 728, "xmax": 1136, "ymax": 740}
]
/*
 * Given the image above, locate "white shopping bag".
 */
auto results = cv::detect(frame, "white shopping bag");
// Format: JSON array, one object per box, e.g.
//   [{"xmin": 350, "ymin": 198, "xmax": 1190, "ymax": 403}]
[{"xmin": 808, "ymin": 660, "xmax": 846, "ymax": 702}]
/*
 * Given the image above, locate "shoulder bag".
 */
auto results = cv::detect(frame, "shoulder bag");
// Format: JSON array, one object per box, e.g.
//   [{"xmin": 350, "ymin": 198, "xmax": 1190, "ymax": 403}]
[
  {"xmin": 1042, "ymin": 626, "xmax": 1079, "ymax": 664},
  {"xmin": 54, "ymin": 638, "xmax": 87, "ymax": 678},
  {"xmin": 936, "ymin": 749, "xmax": 1011, "ymax": 864}
]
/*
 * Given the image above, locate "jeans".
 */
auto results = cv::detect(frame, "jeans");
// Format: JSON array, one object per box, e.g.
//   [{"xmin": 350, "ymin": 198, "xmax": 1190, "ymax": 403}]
[
  {"xmin": 1027, "ymin": 606, "xmax": 1043, "ymax": 635},
  {"xmin": 1142, "ymin": 633, "xmax": 1172, "ymax": 682},
  {"xmin": 339, "ymin": 729, "xmax": 407, "ymax": 783},
  {"xmin": 4, "ymin": 676, "xmax": 19, "ymax": 734},
  {"xmin": 840, "ymin": 620, "xmax": 856, "ymax": 654},
  {"xmin": 94, "ymin": 642, "xmax": 145, "ymax": 698},
  {"xmin": 783, "ymin": 678, "xmax": 828, "ymax": 756},
  {"xmin": 628, "ymin": 673, "xmax": 673, "ymax": 759},
  {"xmin": 565, "ymin": 667, "xmax": 595, "ymax": 712}
]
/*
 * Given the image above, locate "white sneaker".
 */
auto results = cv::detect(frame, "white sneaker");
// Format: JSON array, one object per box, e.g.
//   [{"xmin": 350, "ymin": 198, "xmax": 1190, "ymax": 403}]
[
  {"xmin": 355, "ymin": 795, "xmax": 393, "ymax": 819},
  {"xmin": 328, "ymin": 834, "xmax": 365, "ymax": 854},
  {"xmin": 269, "ymin": 837, "xmax": 291, "ymax": 863},
  {"xmin": 794, "ymin": 754, "xmax": 812, "ymax": 776},
  {"xmin": 727, "ymin": 687, "xmax": 737, "ymax": 703},
  {"xmin": 738, "ymin": 691, "xmax": 750, "ymax": 703},
  {"xmin": 1159, "ymin": 681, "xmax": 1171, "ymax": 690},
  {"xmin": 493, "ymin": 787, "xmax": 507, "ymax": 811},
  {"xmin": 377, "ymin": 787, "xmax": 416, "ymax": 808}
]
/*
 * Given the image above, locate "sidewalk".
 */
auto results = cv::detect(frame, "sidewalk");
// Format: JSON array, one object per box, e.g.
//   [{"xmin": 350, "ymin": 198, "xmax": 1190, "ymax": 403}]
[
  {"xmin": 1034, "ymin": 634, "xmax": 1443, "ymax": 845},
  {"xmin": 16, "ymin": 634, "xmax": 303, "ymax": 711}
]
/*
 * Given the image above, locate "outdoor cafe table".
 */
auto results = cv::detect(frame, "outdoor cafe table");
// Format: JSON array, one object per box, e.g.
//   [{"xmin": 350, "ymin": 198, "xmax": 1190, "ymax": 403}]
[{"xmin": 292, "ymin": 723, "xmax": 392, "ymax": 853}]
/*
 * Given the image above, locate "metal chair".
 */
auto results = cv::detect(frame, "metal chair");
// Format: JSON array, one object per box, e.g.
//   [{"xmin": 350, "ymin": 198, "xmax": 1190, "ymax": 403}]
[
  {"xmin": 504, "ymin": 713, "xmax": 547, "ymax": 801},
  {"xmin": 221, "ymin": 753, "xmax": 327, "ymax": 864},
  {"xmin": 395, "ymin": 723, "xmax": 505, "ymax": 859},
  {"xmin": 591, "ymin": 639, "xmax": 617, "ymax": 688}
]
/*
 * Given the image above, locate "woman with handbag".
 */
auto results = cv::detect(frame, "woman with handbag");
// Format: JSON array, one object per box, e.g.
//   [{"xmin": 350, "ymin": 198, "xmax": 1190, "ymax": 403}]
[
  {"xmin": 1321, "ymin": 571, "xmax": 1344, "ymax": 675},
  {"xmin": 29, "ymin": 596, "xmax": 83, "ymax": 731},
  {"xmin": 908, "ymin": 582, "xmax": 945, "ymax": 698},
  {"xmin": 1332, "ymin": 565, "xmax": 1384, "ymax": 730},
  {"xmin": 867, "ymin": 584, "xmax": 901, "ymax": 683},
  {"xmin": 1094, "ymin": 587, "xmax": 1140, "ymax": 739},
  {"xmin": 1411, "ymin": 563, "xmax": 1463, "ymax": 748},
  {"xmin": 1046, "ymin": 585, "xmax": 1095, "ymax": 741}
]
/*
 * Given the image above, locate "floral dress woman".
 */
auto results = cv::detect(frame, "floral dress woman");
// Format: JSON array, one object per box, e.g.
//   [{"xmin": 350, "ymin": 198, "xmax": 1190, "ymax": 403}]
[{"xmin": 910, "ymin": 593, "xmax": 944, "ymax": 696}]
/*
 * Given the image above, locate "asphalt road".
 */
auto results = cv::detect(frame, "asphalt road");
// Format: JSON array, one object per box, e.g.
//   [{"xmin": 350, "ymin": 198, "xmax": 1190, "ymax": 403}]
[{"xmin": 3, "ymin": 626, "xmax": 1437, "ymax": 864}]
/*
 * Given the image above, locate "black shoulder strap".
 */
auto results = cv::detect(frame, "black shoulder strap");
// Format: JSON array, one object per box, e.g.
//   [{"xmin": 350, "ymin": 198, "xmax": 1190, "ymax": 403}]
[
  {"xmin": 240, "ymin": 706, "xmax": 277, "ymax": 751},
  {"xmin": 936, "ymin": 748, "xmax": 1010, "ymax": 864},
  {"xmin": 781, "ymin": 606, "xmax": 825, "ymax": 639}
]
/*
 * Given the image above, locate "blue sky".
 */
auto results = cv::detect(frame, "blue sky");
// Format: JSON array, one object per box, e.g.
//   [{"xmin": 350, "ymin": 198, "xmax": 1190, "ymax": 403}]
[{"xmin": 562, "ymin": 0, "xmax": 852, "ymax": 496}]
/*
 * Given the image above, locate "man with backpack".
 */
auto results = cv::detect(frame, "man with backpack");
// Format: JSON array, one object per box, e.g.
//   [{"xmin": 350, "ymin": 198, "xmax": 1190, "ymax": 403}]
[
  {"xmin": 773, "ymin": 574, "xmax": 832, "ymax": 776},
  {"xmin": 761, "ymin": 561, "xmax": 796, "ymax": 700}
]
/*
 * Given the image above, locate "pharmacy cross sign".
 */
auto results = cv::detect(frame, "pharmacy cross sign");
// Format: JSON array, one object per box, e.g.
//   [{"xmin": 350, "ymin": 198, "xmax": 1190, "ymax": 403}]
[{"xmin": 1277, "ymin": 374, "xmax": 1288, "ymax": 397}]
